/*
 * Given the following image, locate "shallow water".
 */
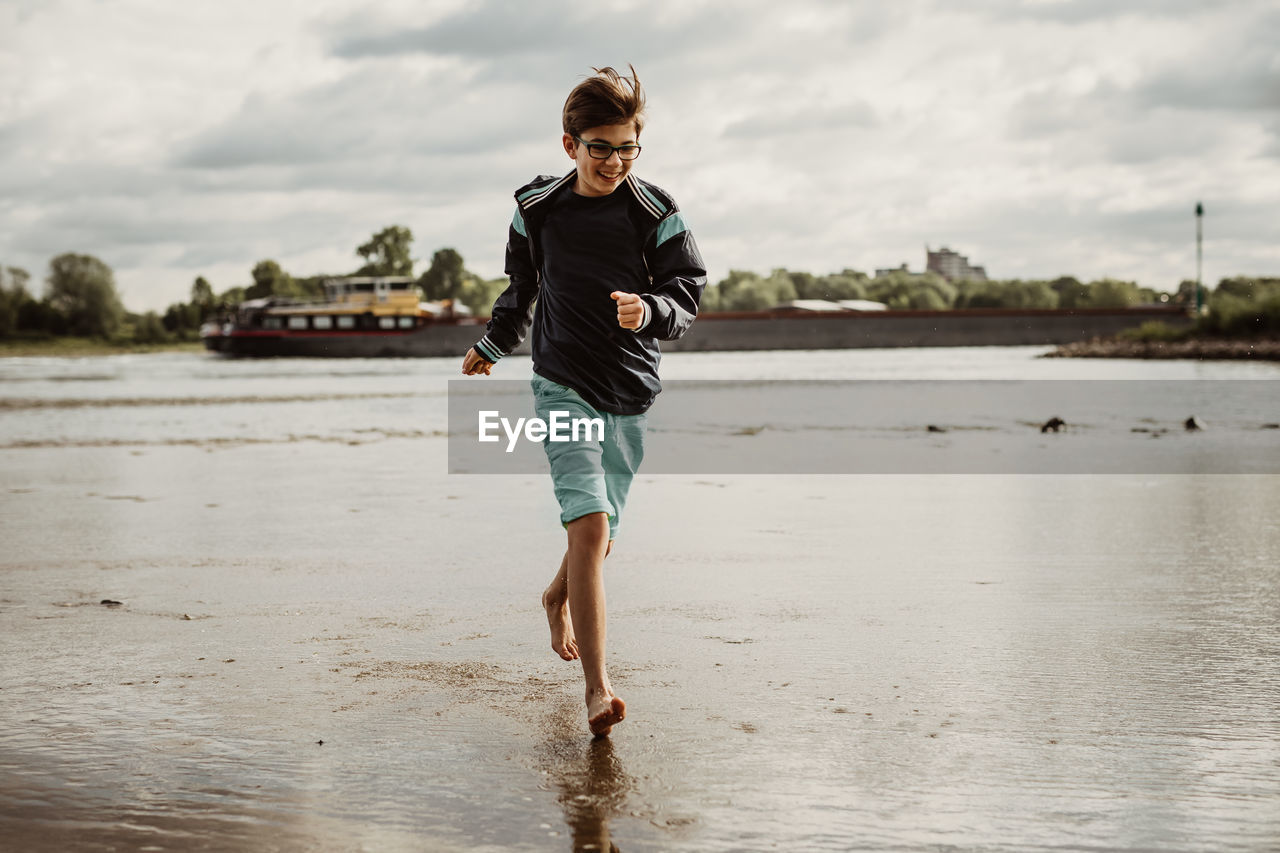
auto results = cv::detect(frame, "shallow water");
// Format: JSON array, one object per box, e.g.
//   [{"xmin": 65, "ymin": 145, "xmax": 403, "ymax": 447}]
[{"xmin": 2, "ymin": 348, "xmax": 1278, "ymax": 851}]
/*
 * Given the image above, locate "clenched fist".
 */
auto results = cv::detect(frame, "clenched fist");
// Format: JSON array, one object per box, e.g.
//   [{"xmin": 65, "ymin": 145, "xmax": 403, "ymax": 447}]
[
  {"xmin": 610, "ymin": 291, "xmax": 645, "ymax": 330},
  {"xmin": 461, "ymin": 347, "xmax": 493, "ymax": 375}
]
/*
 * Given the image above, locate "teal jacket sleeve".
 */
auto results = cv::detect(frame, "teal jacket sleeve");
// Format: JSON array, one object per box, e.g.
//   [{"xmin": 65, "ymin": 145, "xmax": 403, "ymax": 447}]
[
  {"xmin": 474, "ymin": 207, "xmax": 539, "ymax": 362},
  {"xmin": 638, "ymin": 210, "xmax": 706, "ymax": 341}
]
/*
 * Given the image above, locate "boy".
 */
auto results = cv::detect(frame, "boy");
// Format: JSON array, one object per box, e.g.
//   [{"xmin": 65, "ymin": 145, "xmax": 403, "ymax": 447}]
[{"xmin": 461, "ymin": 66, "xmax": 706, "ymax": 736}]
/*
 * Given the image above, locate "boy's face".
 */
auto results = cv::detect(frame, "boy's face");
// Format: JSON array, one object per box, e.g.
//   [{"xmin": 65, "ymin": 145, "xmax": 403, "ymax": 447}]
[{"xmin": 563, "ymin": 122, "xmax": 638, "ymax": 197}]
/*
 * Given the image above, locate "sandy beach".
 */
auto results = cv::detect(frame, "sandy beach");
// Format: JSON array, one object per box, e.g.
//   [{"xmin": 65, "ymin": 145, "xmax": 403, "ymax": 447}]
[{"xmin": 2, "ymin": 349, "xmax": 1279, "ymax": 851}]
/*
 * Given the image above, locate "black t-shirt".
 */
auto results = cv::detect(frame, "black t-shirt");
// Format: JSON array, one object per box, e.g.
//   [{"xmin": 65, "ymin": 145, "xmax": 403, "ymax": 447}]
[{"xmin": 530, "ymin": 188, "xmax": 661, "ymax": 414}]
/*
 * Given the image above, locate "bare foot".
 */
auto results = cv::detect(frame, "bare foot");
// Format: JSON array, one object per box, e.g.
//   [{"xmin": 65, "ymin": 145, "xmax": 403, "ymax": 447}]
[
  {"xmin": 587, "ymin": 691, "xmax": 626, "ymax": 736},
  {"xmin": 542, "ymin": 588, "xmax": 579, "ymax": 661}
]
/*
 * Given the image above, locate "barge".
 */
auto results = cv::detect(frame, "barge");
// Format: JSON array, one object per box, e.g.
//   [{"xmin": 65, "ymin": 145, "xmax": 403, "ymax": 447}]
[
  {"xmin": 201, "ymin": 276, "xmax": 488, "ymax": 358},
  {"xmin": 203, "ymin": 277, "xmax": 1194, "ymax": 358}
]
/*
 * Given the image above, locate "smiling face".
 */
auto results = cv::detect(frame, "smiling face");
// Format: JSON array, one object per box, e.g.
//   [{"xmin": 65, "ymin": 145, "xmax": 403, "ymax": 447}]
[{"xmin": 563, "ymin": 122, "xmax": 638, "ymax": 197}]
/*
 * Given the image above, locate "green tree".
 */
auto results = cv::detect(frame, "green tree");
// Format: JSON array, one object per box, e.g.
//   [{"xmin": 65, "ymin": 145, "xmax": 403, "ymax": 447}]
[
  {"xmin": 711, "ymin": 268, "xmax": 875, "ymax": 312},
  {"xmin": 713, "ymin": 270, "xmax": 762, "ymax": 310},
  {"xmin": 787, "ymin": 271, "xmax": 820, "ymax": 299},
  {"xmin": 356, "ymin": 225, "xmax": 415, "ymax": 277},
  {"xmin": 191, "ymin": 276, "xmax": 215, "ymax": 309},
  {"xmin": 784, "ymin": 270, "xmax": 870, "ymax": 301},
  {"xmin": 3, "ymin": 266, "xmax": 31, "ymax": 291},
  {"xmin": 909, "ymin": 283, "xmax": 953, "ymax": 311},
  {"xmin": 699, "ymin": 282, "xmax": 723, "ymax": 312},
  {"xmin": 1083, "ymin": 278, "xmax": 1139, "ymax": 308},
  {"xmin": 709, "ymin": 269, "xmax": 778, "ymax": 311},
  {"xmin": 46, "ymin": 253, "xmax": 125, "ymax": 337},
  {"xmin": 419, "ymin": 248, "xmax": 467, "ymax": 301},
  {"xmin": 1136, "ymin": 286, "xmax": 1162, "ymax": 305},
  {"xmin": 1010, "ymin": 280, "xmax": 1058, "ymax": 309},
  {"xmin": 162, "ymin": 302, "xmax": 202, "ymax": 336},
  {"xmin": 1218, "ymin": 276, "xmax": 1280, "ymax": 302},
  {"xmin": 714, "ymin": 269, "xmax": 796, "ymax": 311},
  {"xmin": 953, "ymin": 280, "xmax": 995, "ymax": 308},
  {"xmin": 1217, "ymin": 277, "xmax": 1259, "ymax": 300},
  {"xmin": 1174, "ymin": 279, "xmax": 1200, "ymax": 305},
  {"xmin": 866, "ymin": 271, "xmax": 955, "ymax": 310},
  {"xmin": 1049, "ymin": 276, "xmax": 1092, "ymax": 309},
  {"xmin": 819, "ymin": 272, "xmax": 869, "ymax": 301},
  {"xmin": 19, "ymin": 299, "xmax": 68, "ymax": 335},
  {"xmin": 457, "ymin": 276, "xmax": 510, "ymax": 316},
  {"xmin": 17, "ymin": 298, "xmax": 67, "ymax": 335},
  {"xmin": 132, "ymin": 311, "xmax": 170, "ymax": 344},
  {"xmin": 955, "ymin": 279, "xmax": 1058, "ymax": 309},
  {"xmin": 1198, "ymin": 277, "xmax": 1280, "ymax": 336},
  {"xmin": 217, "ymin": 285, "xmax": 246, "ymax": 309},
  {"xmin": 1, "ymin": 266, "xmax": 33, "ymax": 336},
  {"xmin": 245, "ymin": 260, "xmax": 297, "ymax": 301},
  {"xmin": 762, "ymin": 268, "xmax": 800, "ymax": 306},
  {"xmin": 1200, "ymin": 291, "xmax": 1254, "ymax": 335}
]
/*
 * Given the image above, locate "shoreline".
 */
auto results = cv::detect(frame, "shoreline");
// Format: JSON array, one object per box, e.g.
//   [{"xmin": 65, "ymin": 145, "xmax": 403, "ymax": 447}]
[
  {"xmin": 1044, "ymin": 336, "xmax": 1280, "ymax": 360},
  {"xmin": 0, "ymin": 338, "xmax": 205, "ymax": 358},
  {"xmin": 6, "ymin": 335, "xmax": 1279, "ymax": 362}
]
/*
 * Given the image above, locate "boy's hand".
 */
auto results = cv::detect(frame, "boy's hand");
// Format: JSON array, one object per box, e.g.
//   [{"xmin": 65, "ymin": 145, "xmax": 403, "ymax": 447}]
[
  {"xmin": 462, "ymin": 347, "xmax": 493, "ymax": 375},
  {"xmin": 610, "ymin": 291, "xmax": 645, "ymax": 330}
]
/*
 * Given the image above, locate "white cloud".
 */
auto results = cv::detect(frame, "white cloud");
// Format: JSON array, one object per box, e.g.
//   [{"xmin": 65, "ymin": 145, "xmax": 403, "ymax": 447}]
[{"xmin": 1, "ymin": 0, "xmax": 1277, "ymax": 311}]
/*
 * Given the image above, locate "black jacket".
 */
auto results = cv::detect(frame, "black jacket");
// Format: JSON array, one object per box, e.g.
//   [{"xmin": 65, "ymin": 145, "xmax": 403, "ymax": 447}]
[{"xmin": 473, "ymin": 171, "xmax": 706, "ymax": 414}]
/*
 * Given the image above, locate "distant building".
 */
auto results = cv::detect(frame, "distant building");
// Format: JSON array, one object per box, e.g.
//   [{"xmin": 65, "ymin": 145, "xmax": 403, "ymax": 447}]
[{"xmin": 926, "ymin": 246, "xmax": 988, "ymax": 282}]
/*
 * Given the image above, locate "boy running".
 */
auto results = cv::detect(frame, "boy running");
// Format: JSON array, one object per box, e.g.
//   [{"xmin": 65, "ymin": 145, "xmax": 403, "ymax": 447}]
[{"xmin": 461, "ymin": 66, "xmax": 706, "ymax": 736}]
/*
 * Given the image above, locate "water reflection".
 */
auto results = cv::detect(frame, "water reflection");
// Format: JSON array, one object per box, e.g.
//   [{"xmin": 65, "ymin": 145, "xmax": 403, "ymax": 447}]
[{"xmin": 546, "ymin": 734, "xmax": 634, "ymax": 852}]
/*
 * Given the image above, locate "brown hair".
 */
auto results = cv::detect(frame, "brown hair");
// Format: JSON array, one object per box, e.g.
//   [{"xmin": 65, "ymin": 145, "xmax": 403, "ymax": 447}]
[{"xmin": 562, "ymin": 65, "xmax": 646, "ymax": 139}]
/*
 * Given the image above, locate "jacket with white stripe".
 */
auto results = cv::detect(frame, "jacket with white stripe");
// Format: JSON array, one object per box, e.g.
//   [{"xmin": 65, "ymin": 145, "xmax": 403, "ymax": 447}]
[{"xmin": 473, "ymin": 171, "xmax": 706, "ymax": 414}]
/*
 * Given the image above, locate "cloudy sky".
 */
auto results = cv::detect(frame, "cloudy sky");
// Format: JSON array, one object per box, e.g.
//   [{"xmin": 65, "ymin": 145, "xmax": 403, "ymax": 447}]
[{"xmin": 2, "ymin": 0, "xmax": 1277, "ymax": 311}]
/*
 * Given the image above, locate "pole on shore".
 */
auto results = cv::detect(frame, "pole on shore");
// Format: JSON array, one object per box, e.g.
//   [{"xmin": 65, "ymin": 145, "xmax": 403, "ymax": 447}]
[{"xmin": 1195, "ymin": 202, "xmax": 1204, "ymax": 313}]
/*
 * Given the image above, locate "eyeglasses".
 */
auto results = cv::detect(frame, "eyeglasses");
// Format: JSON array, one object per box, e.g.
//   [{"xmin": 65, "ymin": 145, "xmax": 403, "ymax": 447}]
[{"xmin": 575, "ymin": 137, "xmax": 642, "ymax": 161}]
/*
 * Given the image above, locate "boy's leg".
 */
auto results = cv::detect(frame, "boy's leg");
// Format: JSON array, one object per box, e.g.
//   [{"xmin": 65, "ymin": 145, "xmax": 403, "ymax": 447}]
[
  {"xmin": 533, "ymin": 375, "xmax": 607, "ymax": 665},
  {"xmin": 541, "ymin": 552, "xmax": 578, "ymax": 661},
  {"xmin": 542, "ymin": 541, "xmax": 613, "ymax": 662},
  {"xmin": 565, "ymin": 511, "xmax": 625, "ymax": 736},
  {"xmin": 531, "ymin": 375, "xmax": 627, "ymax": 733}
]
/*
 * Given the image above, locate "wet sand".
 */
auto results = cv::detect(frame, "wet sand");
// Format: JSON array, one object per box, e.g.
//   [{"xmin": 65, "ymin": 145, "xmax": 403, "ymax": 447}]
[{"xmin": 3, "ymin": 435, "xmax": 1279, "ymax": 851}]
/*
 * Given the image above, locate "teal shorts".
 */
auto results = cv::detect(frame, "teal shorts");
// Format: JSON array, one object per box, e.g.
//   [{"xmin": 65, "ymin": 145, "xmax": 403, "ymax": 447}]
[{"xmin": 531, "ymin": 374, "xmax": 647, "ymax": 540}]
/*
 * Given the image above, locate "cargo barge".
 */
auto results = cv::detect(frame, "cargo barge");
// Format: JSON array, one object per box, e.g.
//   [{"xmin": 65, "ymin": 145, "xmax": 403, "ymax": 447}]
[
  {"xmin": 202, "ymin": 277, "xmax": 1194, "ymax": 358},
  {"xmin": 200, "ymin": 276, "xmax": 489, "ymax": 358}
]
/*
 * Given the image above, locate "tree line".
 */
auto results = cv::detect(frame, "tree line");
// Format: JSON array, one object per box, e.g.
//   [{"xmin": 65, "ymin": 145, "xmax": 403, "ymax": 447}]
[
  {"xmin": 0, "ymin": 226, "xmax": 509, "ymax": 344},
  {"xmin": 3, "ymin": 223, "xmax": 1278, "ymax": 343},
  {"xmin": 700, "ymin": 268, "xmax": 1176, "ymax": 312},
  {"xmin": 705, "ymin": 269, "xmax": 1279, "ymax": 337}
]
